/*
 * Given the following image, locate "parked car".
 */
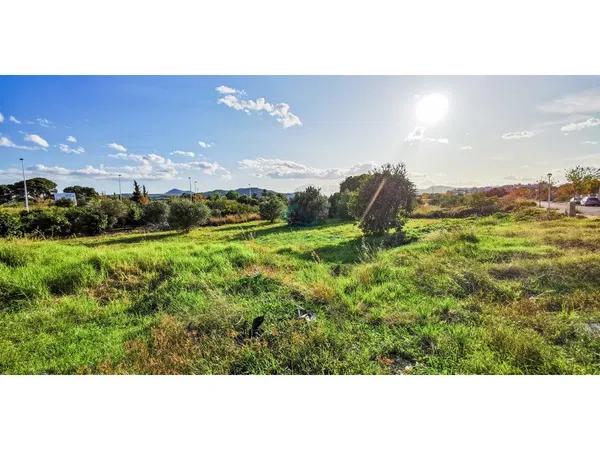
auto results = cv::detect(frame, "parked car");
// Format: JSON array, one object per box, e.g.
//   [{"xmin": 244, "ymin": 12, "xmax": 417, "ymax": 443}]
[
  {"xmin": 581, "ymin": 196, "xmax": 600, "ymax": 207},
  {"xmin": 570, "ymin": 196, "xmax": 581, "ymax": 205}
]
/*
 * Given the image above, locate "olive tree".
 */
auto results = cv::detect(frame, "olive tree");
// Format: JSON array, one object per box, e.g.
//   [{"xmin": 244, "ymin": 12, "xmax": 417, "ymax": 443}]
[
  {"xmin": 167, "ymin": 199, "xmax": 210, "ymax": 231},
  {"xmin": 259, "ymin": 195, "xmax": 287, "ymax": 222},
  {"xmin": 287, "ymin": 186, "xmax": 329, "ymax": 226},
  {"xmin": 354, "ymin": 163, "xmax": 416, "ymax": 236}
]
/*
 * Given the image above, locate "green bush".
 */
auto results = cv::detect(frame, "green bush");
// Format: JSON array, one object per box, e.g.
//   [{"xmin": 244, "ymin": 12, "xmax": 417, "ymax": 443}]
[
  {"xmin": 121, "ymin": 200, "xmax": 143, "ymax": 227},
  {"xmin": 0, "ymin": 211, "xmax": 22, "ymax": 237},
  {"xmin": 98, "ymin": 198, "xmax": 129, "ymax": 229},
  {"xmin": 142, "ymin": 201, "xmax": 170, "ymax": 228},
  {"xmin": 354, "ymin": 163, "xmax": 416, "ymax": 235},
  {"xmin": 259, "ymin": 196, "xmax": 287, "ymax": 222},
  {"xmin": 66, "ymin": 207, "xmax": 109, "ymax": 236},
  {"xmin": 287, "ymin": 187, "xmax": 329, "ymax": 226},
  {"xmin": 19, "ymin": 209, "xmax": 70, "ymax": 237},
  {"xmin": 167, "ymin": 199, "xmax": 210, "ymax": 231},
  {"xmin": 54, "ymin": 197, "xmax": 75, "ymax": 207}
]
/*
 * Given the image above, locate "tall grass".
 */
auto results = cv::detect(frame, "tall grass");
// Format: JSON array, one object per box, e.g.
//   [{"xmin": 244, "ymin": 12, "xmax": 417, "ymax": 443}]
[{"xmin": 0, "ymin": 215, "xmax": 599, "ymax": 374}]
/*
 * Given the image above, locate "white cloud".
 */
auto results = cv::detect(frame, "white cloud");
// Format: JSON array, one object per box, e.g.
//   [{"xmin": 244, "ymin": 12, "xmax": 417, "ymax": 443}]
[
  {"xmin": 0, "ymin": 112, "xmax": 3, "ymax": 123},
  {"xmin": 0, "ymin": 136, "xmax": 35, "ymax": 150},
  {"xmin": 24, "ymin": 133, "xmax": 49, "ymax": 148},
  {"xmin": 404, "ymin": 126, "xmax": 448, "ymax": 144},
  {"xmin": 58, "ymin": 143, "xmax": 85, "ymax": 154},
  {"xmin": 460, "ymin": 145, "xmax": 473, "ymax": 150},
  {"xmin": 217, "ymin": 93, "xmax": 302, "ymax": 128},
  {"xmin": 560, "ymin": 117, "xmax": 600, "ymax": 133},
  {"xmin": 171, "ymin": 150, "xmax": 195, "ymax": 157},
  {"xmin": 9, "ymin": 115, "xmax": 21, "ymax": 124},
  {"xmin": 108, "ymin": 151, "xmax": 230, "ymax": 179},
  {"xmin": 215, "ymin": 85, "xmax": 245, "ymax": 95},
  {"xmin": 502, "ymin": 130, "xmax": 535, "ymax": 140},
  {"xmin": 107, "ymin": 142, "xmax": 127, "ymax": 152},
  {"xmin": 538, "ymin": 87, "xmax": 600, "ymax": 115},
  {"xmin": 582, "ymin": 140, "xmax": 598, "ymax": 145},
  {"xmin": 198, "ymin": 141, "xmax": 213, "ymax": 149},
  {"xmin": 238, "ymin": 158, "xmax": 377, "ymax": 180},
  {"xmin": 35, "ymin": 118, "xmax": 53, "ymax": 128},
  {"xmin": 66, "ymin": 135, "xmax": 77, "ymax": 143}
]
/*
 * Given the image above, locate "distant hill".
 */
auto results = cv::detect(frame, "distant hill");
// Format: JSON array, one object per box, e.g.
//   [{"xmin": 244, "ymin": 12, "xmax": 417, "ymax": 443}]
[
  {"xmin": 158, "ymin": 187, "xmax": 295, "ymax": 199},
  {"xmin": 417, "ymin": 185, "xmax": 461, "ymax": 194},
  {"xmin": 164, "ymin": 188, "xmax": 191, "ymax": 196}
]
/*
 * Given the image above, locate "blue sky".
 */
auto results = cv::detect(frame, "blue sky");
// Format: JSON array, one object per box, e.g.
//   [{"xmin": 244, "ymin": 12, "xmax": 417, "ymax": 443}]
[{"xmin": 1, "ymin": 76, "xmax": 600, "ymax": 194}]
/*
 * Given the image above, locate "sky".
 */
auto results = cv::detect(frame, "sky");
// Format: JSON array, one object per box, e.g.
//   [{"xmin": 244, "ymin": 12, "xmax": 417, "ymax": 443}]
[{"xmin": 1, "ymin": 75, "xmax": 600, "ymax": 194}]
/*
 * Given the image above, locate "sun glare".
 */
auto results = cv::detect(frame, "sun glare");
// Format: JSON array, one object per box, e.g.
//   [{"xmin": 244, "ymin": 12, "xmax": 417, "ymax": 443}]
[{"xmin": 416, "ymin": 93, "xmax": 449, "ymax": 125}]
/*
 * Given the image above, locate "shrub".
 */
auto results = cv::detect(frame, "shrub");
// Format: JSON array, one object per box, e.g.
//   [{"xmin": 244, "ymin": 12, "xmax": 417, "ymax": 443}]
[
  {"xmin": 207, "ymin": 213, "xmax": 260, "ymax": 226},
  {"xmin": 167, "ymin": 199, "xmax": 210, "ymax": 231},
  {"xmin": 120, "ymin": 200, "xmax": 143, "ymax": 227},
  {"xmin": 259, "ymin": 196, "xmax": 287, "ymax": 222},
  {"xmin": 287, "ymin": 186, "xmax": 329, "ymax": 226},
  {"xmin": 142, "ymin": 201, "xmax": 170, "ymax": 228},
  {"xmin": 66, "ymin": 207, "xmax": 109, "ymax": 235},
  {"xmin": 355, "ymin": 163, "xmax": 416, "ymax": 235},
  {"xmin": 54, "ymin": 197, "xmax": 75, "ymax": 207},
  {"xmin": 0, "ymin": 211, "xmax": 22, "ymax": 237},
  {"xmin": 328, "ymin": 190, "xmax": 355, "ymax": 219},
  {"xmin": 19, "ymin": 209, "xmax": 70, "ymax": 237},
  {"xmin": 98, "ymin": 198, "xmax": 129, "ymax": 229}
]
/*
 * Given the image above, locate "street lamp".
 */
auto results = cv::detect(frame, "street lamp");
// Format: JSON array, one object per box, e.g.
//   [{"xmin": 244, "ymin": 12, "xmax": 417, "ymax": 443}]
[
  {"xmin": 19, "ymin": 158, "xmax": 29, "ymax": 212},
  {"xmin": 118, "ymin": 174, "xmax": 122, "ymax": 200}
]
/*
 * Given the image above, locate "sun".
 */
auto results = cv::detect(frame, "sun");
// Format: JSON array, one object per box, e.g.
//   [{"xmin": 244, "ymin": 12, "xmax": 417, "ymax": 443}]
[{"xmin": 416, "ymin": 93, "xmax": 449, "ymax": 125}]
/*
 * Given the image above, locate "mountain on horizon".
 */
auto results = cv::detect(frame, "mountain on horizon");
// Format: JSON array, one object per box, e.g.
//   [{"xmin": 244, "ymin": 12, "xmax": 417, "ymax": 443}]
[{"xmin": 161, "ymin": 187, "xmax": 295, "ymax": 199}]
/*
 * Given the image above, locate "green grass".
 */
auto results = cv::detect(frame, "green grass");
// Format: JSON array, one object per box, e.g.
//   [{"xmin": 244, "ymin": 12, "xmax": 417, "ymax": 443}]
[{"xmin": 1, "ymin": 215, "xmax": 599, "ymax": 374}]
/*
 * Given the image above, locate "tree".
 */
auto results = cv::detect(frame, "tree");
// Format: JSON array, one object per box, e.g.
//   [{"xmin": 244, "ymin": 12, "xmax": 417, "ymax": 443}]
[
  {"xmin": 63, "ymin": 185, "xmax": 99, "ymax": 205},
  {"xmin": 131, "ymin": 180, "xmax": 143, "ymax": 203},
  {"xmin": 287, "ymin": 186, "xmax": 329, "ymax": 226},
  {"xmin": 340, "ymin": 173, "xmax": 372, "ymax": 193},
  {"xmin": 329, "ymin": 190, "xmax": 355, "ymax": 219},
  {"xmin": 11, "ymin": 177, "xmax": 57, "ymax": 202},
  {"xmin": 142, "ymin": 201, "xmax": 170, "ymax": 228},
  {"xmin": 354, "ymin": 163, "xmax": 416, "ymax": 236},
  {"xmin": 98, "ymin": 198, "xmax": 129, "ymax": 229},
  {"xmin": 259, "ymin": 196, "xmax": 287, "ymax": 222},
  {"xmin": 225, "ymin": 190, "xmax": 240, "ymax": 201},
  {"xmin": 565, "ymin": 166, "xmax": 587, "ymax": 196},
  {"xmin": 66, "ymin": 207, "xmax": 108, "ymax": 236},
  {"xmin": 167, "ymin": 199, "xmax": 210, "ymax": 231}
]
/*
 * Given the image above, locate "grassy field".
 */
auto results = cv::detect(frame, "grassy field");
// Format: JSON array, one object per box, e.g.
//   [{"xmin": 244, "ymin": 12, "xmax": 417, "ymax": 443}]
[{"xmin": 0, "ymin": 213, "xmax": 599, "ymax": 374}]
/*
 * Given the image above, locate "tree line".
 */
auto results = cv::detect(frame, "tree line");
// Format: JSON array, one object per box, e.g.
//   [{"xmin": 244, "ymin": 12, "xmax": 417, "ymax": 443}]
[{"xmin": 0, "ymin": 163, "xmax": 418, "ymax": 239}]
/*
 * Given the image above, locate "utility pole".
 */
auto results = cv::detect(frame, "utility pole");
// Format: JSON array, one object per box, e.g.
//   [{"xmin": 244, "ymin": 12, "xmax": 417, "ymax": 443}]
[
  {"xmin": 188, "ymin": 177, "xmax": 193, "ymax": 201},
  {"xmin": 118, "ymin": 174, "xmax": 122, "ymax": 200},
  {"xmin": 19, "ymin": 158, "xmax": 29, "ymax": 212}
]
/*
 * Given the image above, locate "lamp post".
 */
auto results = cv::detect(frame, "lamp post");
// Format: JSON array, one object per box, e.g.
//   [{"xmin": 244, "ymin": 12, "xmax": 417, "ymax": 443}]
[
  {"xmin": 19, "ymin": 158, "xmax": 29, "ymax": 212},
  {"xmin": 118, "ymin": 174, "xmax": 122, "ymax": 200}
]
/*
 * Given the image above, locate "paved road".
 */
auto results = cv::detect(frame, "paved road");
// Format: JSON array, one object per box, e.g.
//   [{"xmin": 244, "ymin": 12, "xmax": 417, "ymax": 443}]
[{"xmin": 540, "ymin": 201, "xmax": 600, "ymax": 217}]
